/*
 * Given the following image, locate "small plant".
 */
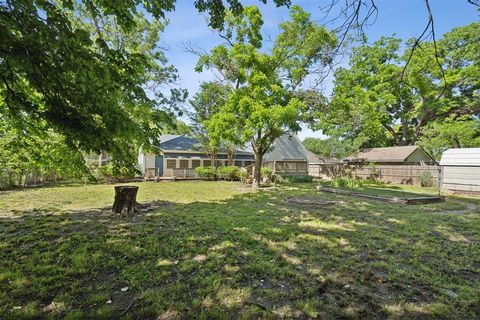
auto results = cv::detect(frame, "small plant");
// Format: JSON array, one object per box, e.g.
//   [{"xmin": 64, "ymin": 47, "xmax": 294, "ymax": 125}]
[
  {"xmin": 331, "ymin": 176, "xmax": 363, "ymax": 189},
  {"xmin": 195, "ymin": 166, "xmax": 217, "ymax": 180},
  {"xmin": 364, "ymin": 177, "xmax": 386, "ymax": 186},
  {"xmin": 260, "ymin": 167, "xmax": 273, "ymax": 179},
  {"xmin": 419, "ymin": 170, "xmax": 434, "ymax": 187},
  {"xmin": 279, "ymin": 175, "xmax": 313, "ymax": 183},
  {"xmin": 95, "ymin": 164, "xmax": 138, "ymax": 183},
  {"xmin": 238, "ymin": 168, "xmax": 250, "ymax": 183},
  {"xmin": 218, "ymin": 166, "xmax": 240, "ymax": 181},
  {"xmin": 276, "ymin": 174, "xmax": 312, "ymax": 183},
  {"xmin": 260, "ymin": 167, "xmax": 276, "ymax": 184}
]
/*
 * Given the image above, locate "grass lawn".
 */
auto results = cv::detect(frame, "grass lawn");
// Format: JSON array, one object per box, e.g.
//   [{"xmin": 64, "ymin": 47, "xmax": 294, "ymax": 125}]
[
  {"xmin": 319, "ymin": 180, "xmax": 467, "ymax": 200},
  {"xmin": 1, "ymin": 181, "xmax": 479, "ymax": 319}
]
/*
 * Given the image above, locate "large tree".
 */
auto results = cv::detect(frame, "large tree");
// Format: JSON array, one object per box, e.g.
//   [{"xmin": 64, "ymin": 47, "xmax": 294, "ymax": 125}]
[
  {"xmin": 196, "ymin": 5, "xmax": 337, "ymax": 187},
  {"xmin": 318, "ymin": 22, "xmax": 480, "ymax": 149},
  {"xmin": 189, "ymin": 81, "xmax": 229, "ymax": 164},
  {"xmin": 418, "ymin": 116, "xmax": 480, "ymax": 161},
  {"xmin": 303, "ymin": 136, "xmax": 359, "ymax": 160},
  {"xmin": 0, "ymin": 0, "xmax": 290, "ymax": 171}
]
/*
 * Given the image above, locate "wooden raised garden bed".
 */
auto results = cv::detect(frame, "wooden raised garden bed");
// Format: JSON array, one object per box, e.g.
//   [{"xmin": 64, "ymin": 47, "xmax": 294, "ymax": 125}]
[{"xmin": 316, "ymin": 186, "xmax": 445, "ymax": 205}]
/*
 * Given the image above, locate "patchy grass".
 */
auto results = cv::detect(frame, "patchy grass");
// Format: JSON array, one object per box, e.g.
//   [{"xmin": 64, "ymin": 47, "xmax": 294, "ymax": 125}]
[
  {"xmin": 0, "ymin": 181, "xmax": 248, "ymax": 213},
  {"xmin": 0, "ymin": 181, "xmax": 479, "ymax": 319},
  {"xmin": 320, "ymin": 180, "xmax": 444, "ymax": 198}
]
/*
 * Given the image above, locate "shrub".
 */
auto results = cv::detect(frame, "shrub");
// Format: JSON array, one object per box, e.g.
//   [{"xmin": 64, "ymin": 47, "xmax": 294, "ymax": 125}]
[
  {"xmin": 277, "ymin": 175, "xmax": 313, "ymax": 183},
  {"xmin": 364, "ymin": 177, "xmax": 386, "ymax": 186},
  {"xmin": 331, "ymin": 176, "xmax": 362, "ymax": 189},
  {"xmin": 219, "ymin": 166, "xmax": 240, "ymax": 181},
  {"xmin": 238, "ymin": 169, "xmax": 250, "ymax": 183},
  {"xmin": 195, "ymin": 166, "xmax": 217, "ymax": 180},
  {"xmin": 419, "ymin": 171, "xmax": 434, "ymax": 187},
  {"xmin": 95, "ymin": 164, "xmax": 138, "ymax": 183},
  {"xmin": 260, "ymin": 167, "xmax": 273, "ymax": 179}
]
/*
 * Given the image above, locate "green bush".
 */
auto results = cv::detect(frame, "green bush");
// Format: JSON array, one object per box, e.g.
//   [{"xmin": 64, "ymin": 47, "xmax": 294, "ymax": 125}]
[
  {"xmin": 195, "ymin": 166, "xmax": 217, "ymax": 180},
  {"xmin": 278, "ymin": 175, "xmax": 313, "ymax": 183},
  {"xmin": 331, "ymin": 176, "xmax": 362, "ymax": 189},
  {"xmin": 364, "ymin": 177, "xmax": 386, "ymax": 186},
  {"xmin": 95, "ymin": 164, "xmax": 138, "ymax": 183},
  {"xmin": 419, "ymin": 171, "xmax": 434, "ymax": 187},
  {"xmin": 260, "ymin": 167, "xmax": 273, "ymax": 179},
  {"xmin": 238, "ymin": 169, "xmax": 249, "ymax": 183},
  {"xmin": 218, "ymin": 166, "xmax": 240, "ymax": 181}
]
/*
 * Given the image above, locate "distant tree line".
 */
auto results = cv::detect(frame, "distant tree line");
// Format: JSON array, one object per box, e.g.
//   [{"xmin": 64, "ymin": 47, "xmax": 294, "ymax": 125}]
[{"xmin": 307, "ymin": 22, "xmax": 479, "ymax": 161}]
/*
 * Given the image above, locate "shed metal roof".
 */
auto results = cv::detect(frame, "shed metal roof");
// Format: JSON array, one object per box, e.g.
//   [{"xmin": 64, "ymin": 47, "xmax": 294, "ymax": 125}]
[
  {"xmin": 264, "ymin": 134, "xmax": 309, "ymax": 162},
  {"xmin": 440, "ymin": 148, "xmax": 480, "ymax": 166},
  {"xmin": 347, "ymin": 146, "xmax": 423, "ymax": 163}
]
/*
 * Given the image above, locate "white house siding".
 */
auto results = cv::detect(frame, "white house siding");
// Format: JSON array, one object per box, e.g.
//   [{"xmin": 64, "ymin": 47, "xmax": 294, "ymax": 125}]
[
  {"xmin": 144, "ymin": 154, "xmax": 157, "ymax": 178},
  {"xmin": 145, "ymin": 154, "xmax": 156, "ymax": 168},
  {"xmin": 440, "ymin": 148, "xmax": 480, "ymax": 193},
  {"xmin": 137, "ymin": 150, "xmax": 145, "ymax": 172}
]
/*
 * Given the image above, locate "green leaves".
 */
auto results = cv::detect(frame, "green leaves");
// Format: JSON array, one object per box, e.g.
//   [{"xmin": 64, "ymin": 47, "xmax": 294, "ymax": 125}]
[
  {"xmin": 0, "ymin": 0, "xmax": 190, "ymax": 172},
  {"xmin": 418, "ymin": 115, "xmax": 480, "ymax": 160},
  {"xmin": 303, "ymin": 137, "xmax": 359, "ymax": 159},
  {"xmin": 194, "ymin": 5, "xmax": 336, "ymax": 186},
  {"xmin": 321, "ymin": 23, "xmax": 480, "ymax": 149},
  {"xmin": 273, "ymin": 5, "xmax": 337, "ymax": 89}
]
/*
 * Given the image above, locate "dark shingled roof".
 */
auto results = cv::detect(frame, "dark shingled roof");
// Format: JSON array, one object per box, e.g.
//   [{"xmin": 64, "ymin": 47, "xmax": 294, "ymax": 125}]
[
  {"xmin": 308, "ymin": 151, "xmax": 321, "ymax": 164},
  {"xmin": 158, "ymin": 135, "xmax": 252, "ymax": 155},
  {"xmin": 159, "ymin": 135, "xmax": 203, "ymax": 151}
]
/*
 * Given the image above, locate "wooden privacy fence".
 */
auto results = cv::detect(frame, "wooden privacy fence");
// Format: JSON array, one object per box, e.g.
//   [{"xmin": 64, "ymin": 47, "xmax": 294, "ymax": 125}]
[
  {"xmin": 309, "ymin": 163, "xmax": 441, "ymax": 186},
  {"xmin": 351, "ymin": 164, "xmax": 440, "ymax": 186}
]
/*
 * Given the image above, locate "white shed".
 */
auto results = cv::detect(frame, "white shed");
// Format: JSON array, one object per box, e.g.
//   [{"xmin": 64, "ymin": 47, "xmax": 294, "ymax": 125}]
[{"xmin": 440, "ymin": 148, "xmax": 480, "ymax": 194}]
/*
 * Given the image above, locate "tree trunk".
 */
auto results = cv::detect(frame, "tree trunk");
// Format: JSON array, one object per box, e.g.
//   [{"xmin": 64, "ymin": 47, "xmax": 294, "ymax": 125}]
[
  {"xmin": 252, "ymin": 152, "xmax": 262, "ymax": 188},
  {"xmin": 210, "ymin": 149, "xmax": 218, "ymax": 181},
  {"xmin": 227, "ymin": 145, "xmax": 235, "ymax": 166},
  {"xmin": 112, "ymin": 186, "xmax": 139, "ymax": 213},
  {"xmin": 98, "ymin": 150, "xmax": 107, "ymax": 167}
]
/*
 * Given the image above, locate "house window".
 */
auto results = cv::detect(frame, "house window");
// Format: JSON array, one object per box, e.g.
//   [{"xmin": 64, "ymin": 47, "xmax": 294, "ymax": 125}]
[
  {"xmin": 275, "ymin": 162, "xmax": 285, "ymax": 171},
  {"xmin": 179, "ymin": 159, "xmax": 189, "ymax": 169},
  {"xmin": 192, "ymin": 160, "xmax": 201, "ymax": 168},
  {"xmin": 297, "ymin": 162, "xmax": 307, "ymax": 171},
  {"xmin": 203, "ymin": 160, "xmax": 212, "ymax": 167},
  {"xmin": 234, "ymin": 161, "xmax": 242, "ymax": 167},
  {"xmin": 286, "ymin": 162, "xmax": 296, "ymax": 170},
  {"xmin": 166, "ymin": 159, "xmax": 176, "ymax": 169},
  {"xmin": 244, "ymin": 161, "xmax": 253, "ymax": 166},
  {"xmin": 214, "ymin": 160, "xmax": 222, "ymax": 167}
]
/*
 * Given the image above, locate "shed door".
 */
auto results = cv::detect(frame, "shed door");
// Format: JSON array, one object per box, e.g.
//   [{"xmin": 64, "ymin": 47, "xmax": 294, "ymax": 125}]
[{"xmin": 155, "ymin": 155, "xmax": 164, "ymax": 176}]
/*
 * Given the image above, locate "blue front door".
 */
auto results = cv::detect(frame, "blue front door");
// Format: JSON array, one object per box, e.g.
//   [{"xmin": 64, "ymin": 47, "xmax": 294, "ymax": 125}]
[{"xmin": 155, "ymin": 155, "xmax": 164, "ymax": 176}]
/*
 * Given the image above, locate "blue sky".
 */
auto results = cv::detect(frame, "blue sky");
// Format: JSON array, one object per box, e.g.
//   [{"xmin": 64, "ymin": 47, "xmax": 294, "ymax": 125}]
[{"xmin": 160, "ymin": 0, "xmax": 479, "ymax": 140}]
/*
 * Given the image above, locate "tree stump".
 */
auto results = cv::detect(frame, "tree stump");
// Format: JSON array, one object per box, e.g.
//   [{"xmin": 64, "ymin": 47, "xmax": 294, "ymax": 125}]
[{"xmin": 112, "ymin": 186, "xmax": 139, "ymax": 213}]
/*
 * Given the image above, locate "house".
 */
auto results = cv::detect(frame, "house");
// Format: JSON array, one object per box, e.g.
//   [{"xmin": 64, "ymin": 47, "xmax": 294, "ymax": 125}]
[
  {"xmin": 346, "ymin": 146, "xmax": 436, "ymax": 165},
  {"xmin": 440, "ymin": 148, "xmax": 480, "ymax": 194},
  {"xmin": 307, "ymin": 151, "xmax": 322, "ymax": 177},
  {"xmin": 345, "ymin": 146, "xmax": 438, "ymax": 185},
  {"xmin": 307, "ymin": 151, "xmax": 344, "ymax": 178},
  {"xmin": 138, "ymin": 135, "xmax": 255, "ymax": 179},
  {"xmin": 262, "ymin": 134, "xmax": 309, "ymax": 176}
]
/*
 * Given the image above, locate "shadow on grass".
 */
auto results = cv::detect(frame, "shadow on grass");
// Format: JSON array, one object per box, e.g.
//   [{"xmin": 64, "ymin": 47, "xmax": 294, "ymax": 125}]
[{"xmin": 0, "ymin": 187, "xmax": 479, "ymax": 319}]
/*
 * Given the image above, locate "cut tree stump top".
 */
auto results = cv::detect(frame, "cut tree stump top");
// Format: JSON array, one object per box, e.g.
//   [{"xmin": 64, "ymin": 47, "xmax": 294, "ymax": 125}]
[{"xmin": 114, "ymin": 186, "xmax": 139, "ymax": 191}]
